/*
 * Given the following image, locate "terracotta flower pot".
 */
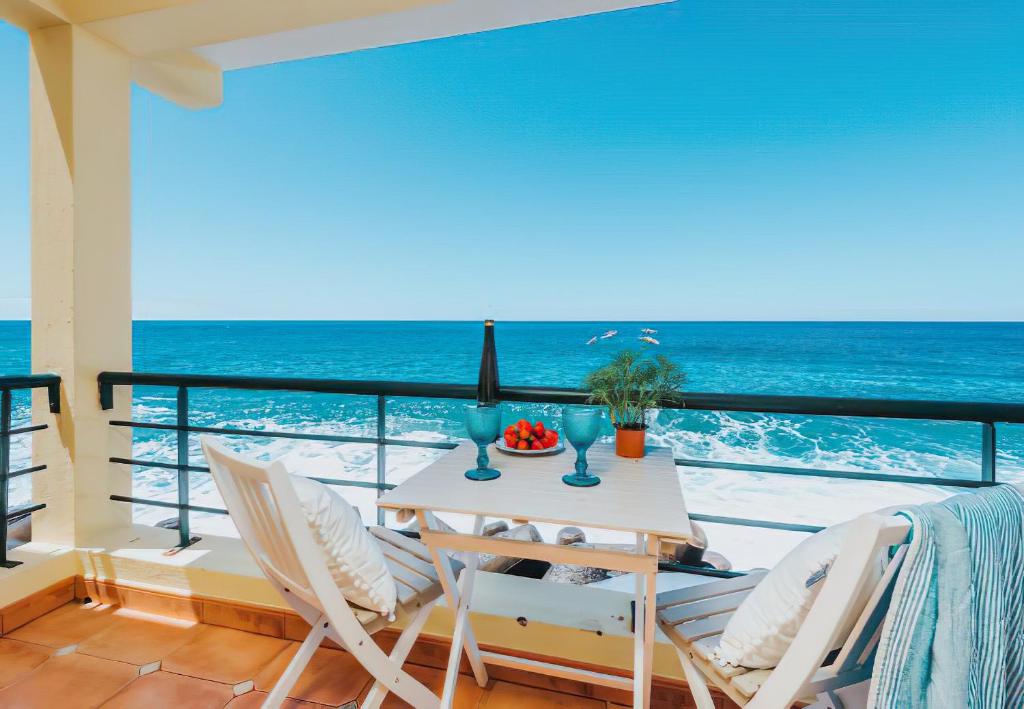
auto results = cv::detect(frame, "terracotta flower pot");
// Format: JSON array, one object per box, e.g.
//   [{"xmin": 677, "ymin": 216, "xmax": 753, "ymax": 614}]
[{"xmin": 615, "ymin": 426, "xmax": 646, "ymax": 458}]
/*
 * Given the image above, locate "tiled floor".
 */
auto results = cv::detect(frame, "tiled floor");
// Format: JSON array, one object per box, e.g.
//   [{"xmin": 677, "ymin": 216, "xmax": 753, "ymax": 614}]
[{"xmin": 0, "ymin": 600, "xmax": 662, "ymax": 708}]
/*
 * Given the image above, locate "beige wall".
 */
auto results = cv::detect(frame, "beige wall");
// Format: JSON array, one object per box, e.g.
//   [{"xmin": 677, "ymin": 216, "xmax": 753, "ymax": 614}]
[{"xmin": 29, "ymin": 24, "xmax": 133, "ymax": 547}]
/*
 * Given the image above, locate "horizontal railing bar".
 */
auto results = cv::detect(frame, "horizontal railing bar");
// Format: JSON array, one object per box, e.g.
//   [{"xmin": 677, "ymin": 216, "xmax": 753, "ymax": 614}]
[
  {"xmin": 113, "ymin": 495, "xmax": 819, "ymax": 535},
  {"xmin": 657, "ymin": 561, "xmax": 746, "ymax": 579},
  {"xmin": 99, "ymin": 371, "xmax": 477, "ymax": 403},
  {"xmin": 110, "ymin": 456, "xmax": 208, "ymax": 472},
  {"xmin": 8, "ymin": 464, "xmax": 46, "ymax": 479},
  {"xmin": 108, "ymin": 456, "xmax": 393, "ymax": 491},
  {"xmin": 0, "ymin": 374, "xmax": 61, "ymax": 413},
  {"xmin": 110, "ymin": 420, "xmax": 378, "ymax": 445},
  {"xmin": 99, "ymin": 371, "xmax": 1024, "ymax": 423},
  {"xmin": 688, "ymin": 513, "xmax": 825, "ymax": 534},
  {"xmin": 7, "ymin": 502, "xmax": 46, "ymax": 523},
  {"xmin": 110, "ymin": 494, "xmax": 228, "ymax": 516},
  {"xmin": 108, "ymin": 420, "xmax": 460, "ymax": 451},
  {"xmin": 4, "ymin": 424, "xmax": 48, "ymax": 437},
  {"xmin": 0, "ymin": 374, "xmax": 60, "ymax": 390},
  {"xmin": 675, "ymin": 458, "xmax": 995, "ymax": 488},
  {"xmin": 110, "ymin": 476, "xmax": 393, "ymax": 512},
  {"xmin": 308, "ymin": 477, "xmax": 396, "ymax": 491},
  {"xmin": 110, "ymin": 439, "xmax": 994, "ymax": 490},
  {"xmin": 385, "ymin": 438, "xmax": 458, "ymax": 450},
  {"xmin": 502, "ymin": 386, "xmax": 1024, "ymax": 424}
]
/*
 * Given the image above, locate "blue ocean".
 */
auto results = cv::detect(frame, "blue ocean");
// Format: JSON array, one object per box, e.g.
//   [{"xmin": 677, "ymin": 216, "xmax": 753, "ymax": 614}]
[{"xmin": 3, "ymin": 321, "xmax": 1023, "ymax": 567}]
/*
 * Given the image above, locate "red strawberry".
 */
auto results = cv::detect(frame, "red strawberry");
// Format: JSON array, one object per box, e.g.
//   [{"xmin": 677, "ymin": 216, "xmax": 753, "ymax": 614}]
[
  {"xmin": 505, "ymin": 425, "xmax": 516, "ymax": 436},
  {"xmin": 531, "ymin": 439, "xmax": 544, "ymax": 450},
  {"xmin": 534, "ymin": 421, "xmax": 546, "ymax": 436},
  {"xmin": 517, "ymin": 440, "xmax": 529, "ymax": 450},
  {"xmin": 518, "ymin": 427, "xmax": 531, "ymax": 440}
]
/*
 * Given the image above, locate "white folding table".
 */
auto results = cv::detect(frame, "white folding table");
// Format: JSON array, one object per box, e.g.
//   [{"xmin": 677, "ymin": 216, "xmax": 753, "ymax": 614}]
[{"xmin": 377, "ymin": 441, "xmax": 692, "ymax": 709}]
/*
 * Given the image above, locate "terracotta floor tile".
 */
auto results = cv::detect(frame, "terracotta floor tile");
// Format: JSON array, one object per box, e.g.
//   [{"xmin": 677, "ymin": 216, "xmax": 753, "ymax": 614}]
[
  {"xmin": 254, "ymin": 643, "xmax": 372, "ymax": 705},
  {"xmin": 162, "ymin": 624, "xmax": 291, "ymax": 685},
  {"xmin": 0, "ymin": 652, "xmax": 138, "ymax": 709},
  {"xmin": 7, "ymin": 601, "xmax": 119, "ymax": 649},
  {"xmin": 0, "ymin": 638, "xmax": 51, "ymax": 690},
  {"xmin": 225, "ymin": 690, "xmax": 322, "ymax": 708},
  {"xmin": 480, "ymin": 681, "xmax": 604, "ymax": 709},
  {"xmin": 369, "ymin": 663, "xmax": 486, "ymax": 709},
  {"xmin": 77, "ymin": 608, "xmax": 201, "ymax": 665},
  {"xmin": 100, "ymin": 670, "xmax": 235, "ymax": 708}
]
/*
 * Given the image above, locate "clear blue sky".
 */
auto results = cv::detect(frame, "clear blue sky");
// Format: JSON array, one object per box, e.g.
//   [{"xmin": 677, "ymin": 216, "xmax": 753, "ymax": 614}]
[{"xmin": 1, "ymin": 1, "xmax": 1022, "ymax": 320}]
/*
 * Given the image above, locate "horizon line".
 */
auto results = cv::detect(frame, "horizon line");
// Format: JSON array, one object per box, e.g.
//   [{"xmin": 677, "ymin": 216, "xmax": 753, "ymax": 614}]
[{"xmin": 2, "ymin": 319, "xmax": 1024, "ymax": 325}]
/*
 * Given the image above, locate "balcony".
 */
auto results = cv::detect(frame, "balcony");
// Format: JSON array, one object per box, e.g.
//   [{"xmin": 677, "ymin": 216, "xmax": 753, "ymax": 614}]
[
  {"xmin": 2, "ymin": 0, "xmax": 1021, "ymax": 706},
  {"xmin": 3, "ymin": 364, "xmax": 1022, "ymax": 708}
]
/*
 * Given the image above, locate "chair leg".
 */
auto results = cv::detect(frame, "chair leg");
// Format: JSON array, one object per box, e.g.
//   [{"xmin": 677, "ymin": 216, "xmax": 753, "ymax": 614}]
[
  {"xmin": 675, "ymin": 646, "xmax": 717, "ymax": 709},
  {"xmin": 456, "ymin": 516, "xmax": 488, "ymax": 688},
  {"xmin": 327, "ymin": 621, "xmax": 441, "ymax": 709},
  {"xmin": 262, "ymin": 614, "xmax": 327, "ymax": 709},
  {"xmin": 438, "ymin": 548, "xmax": 486, "ymax": 705},
  {"xmin": 419, "ymin": 511, "xmax": 489, "ymax": 699},
  {"xmin": 362, "ymin": 601, "xmax": 437, "ymax": 709}
]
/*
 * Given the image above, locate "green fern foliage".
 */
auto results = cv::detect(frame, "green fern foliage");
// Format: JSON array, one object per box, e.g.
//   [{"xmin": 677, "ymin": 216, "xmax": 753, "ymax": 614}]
[{"xmin": 583, "ymin": 349, "xmax": 686, "ymax": 430}]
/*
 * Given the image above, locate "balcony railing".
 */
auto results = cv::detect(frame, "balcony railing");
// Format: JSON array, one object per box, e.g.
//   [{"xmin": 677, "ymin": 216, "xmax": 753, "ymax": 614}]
[
  {"xmin": 0, "ymin": 373, "xmax": 60, "ymax": 567},
  {"xmin": 97, "ymin": 370, "xmax": 1024, "ymax": 551}
]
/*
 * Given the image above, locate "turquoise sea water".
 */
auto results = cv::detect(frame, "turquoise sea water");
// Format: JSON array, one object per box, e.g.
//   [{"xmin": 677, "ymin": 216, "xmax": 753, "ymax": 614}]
[{"xmin": 3, "ymin": 320, "xmax": 1023, "ymax": 567}]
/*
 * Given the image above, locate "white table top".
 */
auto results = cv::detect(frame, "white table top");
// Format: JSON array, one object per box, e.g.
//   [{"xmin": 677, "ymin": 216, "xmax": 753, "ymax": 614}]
[{"xmin": 378, "ymin": 441, "xmax": 693, "ymax": 540}]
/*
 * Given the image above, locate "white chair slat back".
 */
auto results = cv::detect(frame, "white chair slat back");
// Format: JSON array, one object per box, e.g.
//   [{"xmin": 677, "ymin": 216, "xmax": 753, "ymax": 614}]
[
  {"xmin": 746, "ymin": 513, "xmax": 912, "ymax": 708},
  {"xmin": 201, "ymin": 437, "xmax": 326, "ymax": 608}
]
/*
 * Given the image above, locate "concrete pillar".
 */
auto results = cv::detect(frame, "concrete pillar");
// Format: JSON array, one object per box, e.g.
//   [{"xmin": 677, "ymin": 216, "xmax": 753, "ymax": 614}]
[{"xmin": 29, "ymin": 24, "xmax": 133, "ymax": 546}]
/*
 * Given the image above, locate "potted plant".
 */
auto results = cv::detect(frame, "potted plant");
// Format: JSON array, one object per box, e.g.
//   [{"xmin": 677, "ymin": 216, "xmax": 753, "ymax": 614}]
[{"xmin": 583, "ymin": 349, "xmax": 685, "ymax": 458}]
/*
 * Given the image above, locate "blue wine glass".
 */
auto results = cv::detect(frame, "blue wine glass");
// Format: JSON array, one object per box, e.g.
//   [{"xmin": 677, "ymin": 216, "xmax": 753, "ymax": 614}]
[
  {"xmin": 464, "ymin": 404, "xmax": 502, "ymax": 481},
  {"xmin": 561, "ymin": 406, "xmax": 603, "ymax": 487}
]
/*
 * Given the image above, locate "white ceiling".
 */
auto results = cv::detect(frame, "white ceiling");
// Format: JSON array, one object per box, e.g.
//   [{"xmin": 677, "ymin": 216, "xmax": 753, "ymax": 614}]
[{"xmin": 194, "ymin": 0, "xmax": 671, "ymax": 71}]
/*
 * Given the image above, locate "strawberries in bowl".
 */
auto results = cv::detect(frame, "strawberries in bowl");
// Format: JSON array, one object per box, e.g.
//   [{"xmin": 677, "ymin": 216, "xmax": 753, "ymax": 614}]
[{"xmin": 497, "ymin": 419, "xmax": 562, "ymax": 455}]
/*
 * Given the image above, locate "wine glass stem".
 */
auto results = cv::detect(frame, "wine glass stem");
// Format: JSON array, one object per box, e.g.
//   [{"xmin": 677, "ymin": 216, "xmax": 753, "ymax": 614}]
[
  {"xmin": 575, "ymin": 449, "xmax": 588, "ymax": 477},
  {"xmin": 477, "ymin": 443, "xmax": 489, "ymax": 471}
]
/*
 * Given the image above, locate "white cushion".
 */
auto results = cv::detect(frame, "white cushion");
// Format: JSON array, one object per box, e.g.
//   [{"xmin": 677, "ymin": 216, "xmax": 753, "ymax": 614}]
[
  {"xmin": 714, "ymin": 517, "xmax": 885, "ymax": 669},
  {"xmin": 290, "ymin": 475, "xmax": 397, "ymax": 617}
]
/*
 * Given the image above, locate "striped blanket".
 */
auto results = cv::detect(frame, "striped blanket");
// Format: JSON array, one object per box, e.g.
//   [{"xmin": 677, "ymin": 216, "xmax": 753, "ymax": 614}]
[{"xmin": 868, "ymin": 484, "xmax": 1024, "ymax": 708}]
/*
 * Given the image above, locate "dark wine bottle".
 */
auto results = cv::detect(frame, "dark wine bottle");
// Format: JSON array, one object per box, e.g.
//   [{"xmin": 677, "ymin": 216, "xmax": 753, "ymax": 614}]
[{"xmin": 477, "ymin": 319, "xmax": 500, "ymax": 406}]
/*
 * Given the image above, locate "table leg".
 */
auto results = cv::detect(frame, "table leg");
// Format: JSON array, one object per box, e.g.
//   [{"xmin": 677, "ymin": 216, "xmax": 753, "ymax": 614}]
[
  {"xmin": 418, "ymin": 511, "xmax": 489, "ymax": 708},
  {"xmin": 633, "ymin": 533, "xmax": 646, "ymax": 709},
  {"xmin": 643, "ymin": 535, "xmax": 659, "ymax": 708},
  {"xmin": 631, "ymin": 533, "xmax": 658, "ymax": 709}
]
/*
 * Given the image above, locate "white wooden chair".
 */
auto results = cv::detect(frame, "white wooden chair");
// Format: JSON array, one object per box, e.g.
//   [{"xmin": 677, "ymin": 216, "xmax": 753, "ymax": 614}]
[
  {"xmin": 200, "ymin": 436, "xmax": 486, "ymax": 709},
  {"xmin": 656, "ymin": 513, "xmax": 912, "ymax": 709}
]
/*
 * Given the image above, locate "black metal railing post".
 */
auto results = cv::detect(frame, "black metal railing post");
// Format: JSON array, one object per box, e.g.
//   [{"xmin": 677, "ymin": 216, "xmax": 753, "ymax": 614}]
[
  {"xmin": 175, "ymin": 386, "xmax": 198, "ymax": 549},
  {"xmin": 376, "ymin": 394, "xmax": 387, "ymax": 526},
  {"xmin": 982, "ymin": 422, "xmax": 997, "ymax": 483},
  {"xmin": 1, "ymin": 389, "xmax": 14, "ymax": 567},
  {"xmin": 46, "ymin": 380, "xmax": 61, "ymax": 414},
  {"xmin": 0, "ymin": 375, "xmax": 58, "ymax": 565}
]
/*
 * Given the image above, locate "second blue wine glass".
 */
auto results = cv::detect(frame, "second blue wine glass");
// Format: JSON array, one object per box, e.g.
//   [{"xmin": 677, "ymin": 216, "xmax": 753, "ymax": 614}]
[
  {"xmin": 561, "ymin": 406, "xmax": 603, "ymax": 487},
  {"xmin": 463, "ymin": 404, "xmax": 502, "ymax": 481}
]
